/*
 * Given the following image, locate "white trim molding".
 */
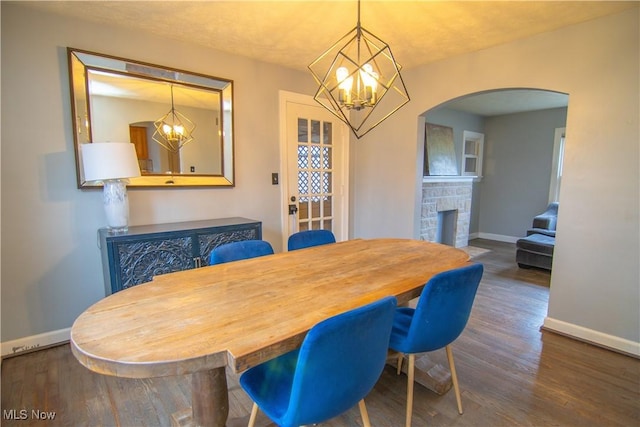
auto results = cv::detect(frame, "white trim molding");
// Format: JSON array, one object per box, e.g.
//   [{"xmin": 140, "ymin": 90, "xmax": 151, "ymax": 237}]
[
  {"xmin": 476, "ymin": 232, "xmax": 519, "ymax": 244},
  {"xmin": 543, "ymin": 317, "xmax": 640, "ymax": 358},
  {"xmin": 423, "ymin": 176, "xmax": 475, "ymax": 183},
  {"xmin": 1, "ymin": 328, "xmax": 70, "ymax": 358}
]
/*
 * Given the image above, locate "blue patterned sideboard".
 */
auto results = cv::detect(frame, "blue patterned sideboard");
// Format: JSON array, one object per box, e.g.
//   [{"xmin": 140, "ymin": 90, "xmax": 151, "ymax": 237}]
[{"xmin": 98, "ymin": 217, "xmax": 262, "ymax": 295}]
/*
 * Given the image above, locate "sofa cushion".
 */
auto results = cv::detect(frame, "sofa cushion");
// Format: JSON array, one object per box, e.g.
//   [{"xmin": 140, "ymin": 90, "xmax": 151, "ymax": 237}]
[
  {"xmin": 527, "ymin": 228, "xmax": 556, "ymax": 238},
  {"xmin": 516, "ymin": 233, "xmax": 555, "ymax": 256}
]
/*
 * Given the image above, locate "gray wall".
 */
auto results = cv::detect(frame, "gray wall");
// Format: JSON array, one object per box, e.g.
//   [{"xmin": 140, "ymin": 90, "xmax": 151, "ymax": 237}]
[
  {"xmin": 0, "ymin": 3, "xmax": 314, "ymax": 345},
  {"xmin": 479, "ymin": 108, "xmax": 567, "ymax": 239}
]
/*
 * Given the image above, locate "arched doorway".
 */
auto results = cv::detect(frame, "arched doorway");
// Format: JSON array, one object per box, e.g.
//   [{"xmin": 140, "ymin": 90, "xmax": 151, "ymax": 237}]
[{"xmin": 420, "ymin": 88, "xmax": 568, "ymax": 245}]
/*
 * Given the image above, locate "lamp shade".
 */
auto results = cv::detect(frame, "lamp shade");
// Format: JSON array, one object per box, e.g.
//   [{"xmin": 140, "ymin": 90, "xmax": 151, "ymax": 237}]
[{"xmin": 81, "ymin": 142, "xmax": 141, "ymax": 182}]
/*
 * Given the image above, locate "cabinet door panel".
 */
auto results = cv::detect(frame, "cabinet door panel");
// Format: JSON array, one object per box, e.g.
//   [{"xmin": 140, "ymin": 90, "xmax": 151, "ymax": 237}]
[
  {"xmin": 116, "ymin": 237, "xmax": 194, "ymax": 290},
  {"xmin": 198, "ymin": 228, "xmax": 260, "ymax": 266}
]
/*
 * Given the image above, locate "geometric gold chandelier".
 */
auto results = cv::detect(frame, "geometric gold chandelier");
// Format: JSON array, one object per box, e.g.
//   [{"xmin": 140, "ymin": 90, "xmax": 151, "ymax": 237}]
[
  {"xmin": 308, "ymin": 0, "xmax": 410, "ymax": 139},
  {"xmin": 153, "ymin": 85, "xmax": 196, "ymax": 153}
]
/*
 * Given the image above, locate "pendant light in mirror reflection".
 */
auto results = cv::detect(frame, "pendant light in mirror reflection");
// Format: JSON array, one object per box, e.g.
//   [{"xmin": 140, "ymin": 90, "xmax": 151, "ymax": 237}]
[
  {"xmin": 308, "ymin": 0, "xmax": 410, "ymax": 139},
  {"xmin": 153, "ymin": 85, "xmax": 197, "ymax": 153},
  {"xmin": 81, "ymin": 142, "xmax": 141, "ymax": 233}
]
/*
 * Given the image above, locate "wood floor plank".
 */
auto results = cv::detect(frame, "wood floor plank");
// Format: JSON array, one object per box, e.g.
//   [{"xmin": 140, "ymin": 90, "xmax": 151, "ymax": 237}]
[{"xmin": 2, "ymin": 239, "xmax": 638, "ymax": 426}]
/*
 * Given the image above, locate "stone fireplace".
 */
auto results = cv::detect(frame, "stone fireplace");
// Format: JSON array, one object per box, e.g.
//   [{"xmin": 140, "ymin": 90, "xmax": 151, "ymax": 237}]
[{"xmin": 420, "ymin": 177, "xmax": 473, "ymax": 248}]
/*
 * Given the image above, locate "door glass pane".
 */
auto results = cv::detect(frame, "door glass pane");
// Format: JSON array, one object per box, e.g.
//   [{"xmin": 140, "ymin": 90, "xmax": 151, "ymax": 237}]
[
  {"xmin": 298, "ymin": 118, "xmax": 308, "ymax": 143},
  {"xmin": 297, "ymin": 145, "xmax": 308, "ymax": 169},
  {"xmin": 311, "ymin": 120, "xmax": 321, "ymax": 143},
  {"xmin": 310, "ymin": 145, "xmax": 321, "ymax": 169},
  {"xmin": 311, "ymin": 171, "xmax": 321, "ymax": 195},
  {"xmin": 298, "ymin": 200, "xmax": 309, "ymax": 220},
  {"xmin": 323, "ymin": 147, "xmax": 332, "ymax": 169},
  {"xmin": 323, "ymin": 196, "xmax": 332, "ymax": 215},
  {"xmin": 298, "ymin": 170, "xmax": 308, "ymax": 195},
  {"xmin": 311, "ymin": 200, "xmax": 321, "ymax": 218},
  {"xmin": 323, "ymin": 172, "xmax": 332, "ymax": 193},
  {"xmin": 323, "ymin": 122, "xmax": 332, "ymax": 145}
]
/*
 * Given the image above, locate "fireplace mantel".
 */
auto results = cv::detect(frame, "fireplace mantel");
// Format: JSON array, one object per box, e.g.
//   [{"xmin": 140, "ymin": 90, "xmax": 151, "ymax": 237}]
[{"xmin": 423, "ymin": 176, "xmax": 475, "ymax": 183}]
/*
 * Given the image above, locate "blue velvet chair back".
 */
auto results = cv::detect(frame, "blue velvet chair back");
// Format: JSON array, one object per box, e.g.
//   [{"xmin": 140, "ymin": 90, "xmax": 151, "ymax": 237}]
[
  {"xmin": 396, "ymin": 263, "xmax": 483, "ymax": 353},
  {"xmin": 287, "ymin": 229, "xmax": 336, "ymax": 251},
  {"xmin": 240, "ymin": 296, "xmax": 397, "ymax": 427},
  {"xmin": 209, "ymin": 240, "xmax": 274, "ymax": 265}
]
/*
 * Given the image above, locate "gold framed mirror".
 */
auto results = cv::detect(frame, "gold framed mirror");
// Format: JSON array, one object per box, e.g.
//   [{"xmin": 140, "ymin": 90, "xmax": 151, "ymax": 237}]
[{"xmin": 68, "ymin": 48, "xmax": 234, "ymax": 188}]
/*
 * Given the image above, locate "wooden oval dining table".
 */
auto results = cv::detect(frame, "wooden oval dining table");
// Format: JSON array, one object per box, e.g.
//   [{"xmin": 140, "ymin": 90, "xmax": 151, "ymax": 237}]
[{"xmin": 71, "ymin": 238, "xmax": 470, "ymax": 426}]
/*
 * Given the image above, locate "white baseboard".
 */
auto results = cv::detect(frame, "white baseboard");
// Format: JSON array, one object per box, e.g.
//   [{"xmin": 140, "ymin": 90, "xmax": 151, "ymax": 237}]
[
  {"xmin": 1, "ymin": 328, "xmax": 70, "ymax": 357},
  {"xmin": 543, "ymin": 317, "xmax": 640, "ymax": 357},
  {"xmin": 475, "ymin": 232, "xmax": 519, "ymax": 243}
]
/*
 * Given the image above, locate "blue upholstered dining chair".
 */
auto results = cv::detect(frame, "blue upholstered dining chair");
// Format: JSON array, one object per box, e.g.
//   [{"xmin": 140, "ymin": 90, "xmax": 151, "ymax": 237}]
[
  {"xmin": 208, "ymin": 240, "xmax": 274, "ymax": 265},
  {"xmin": 389, "ymin": 263, "xmax": 484, "ymax": 427},
  {"xmin": 287, "ymin": 229, "xmax": 336, "ymax": 251},
  {"xmin": 240, "ymin": 296, "xmax": 398, "ymax": 427}
]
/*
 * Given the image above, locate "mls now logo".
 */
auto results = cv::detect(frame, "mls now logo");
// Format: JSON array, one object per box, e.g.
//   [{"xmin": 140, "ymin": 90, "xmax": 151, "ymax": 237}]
[{"xmin": 3, "ymin": 409, "xmax": 56, "ymax": 420}]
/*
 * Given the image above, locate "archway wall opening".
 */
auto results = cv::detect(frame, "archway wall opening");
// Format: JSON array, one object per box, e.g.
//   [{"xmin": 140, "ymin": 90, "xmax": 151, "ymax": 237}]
[{"xmin": 349, "ymin": 9, "xmax": 638, "ymax": 353}]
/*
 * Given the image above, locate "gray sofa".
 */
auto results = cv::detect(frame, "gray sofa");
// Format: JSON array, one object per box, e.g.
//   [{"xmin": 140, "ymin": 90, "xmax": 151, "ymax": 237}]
[{"xmin": 516, "ymin": 203, "xmax": 558, "ymax": 270}]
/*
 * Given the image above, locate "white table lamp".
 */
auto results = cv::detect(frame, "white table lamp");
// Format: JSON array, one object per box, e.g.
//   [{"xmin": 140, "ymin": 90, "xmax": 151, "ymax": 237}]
[{"xmin": 81, "ymin": 142, "xmax": 141, "ymax": 233}]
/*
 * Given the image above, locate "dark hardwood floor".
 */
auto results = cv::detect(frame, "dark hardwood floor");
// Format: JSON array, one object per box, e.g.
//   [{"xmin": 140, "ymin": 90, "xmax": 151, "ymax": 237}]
[{"xmin": 2, "ymin": 239, "xmax": 639, "ymax": 426}]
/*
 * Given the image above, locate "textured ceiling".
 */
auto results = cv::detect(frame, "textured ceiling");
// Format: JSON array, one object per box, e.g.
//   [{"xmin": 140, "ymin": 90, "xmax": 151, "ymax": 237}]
[
  {"xmin": 21, "ymin": 1, "xmax": 636, "ymax": 115},
  {"xmin": 23, "ymin": 1, "xmax": 636, "ymax": 71}
]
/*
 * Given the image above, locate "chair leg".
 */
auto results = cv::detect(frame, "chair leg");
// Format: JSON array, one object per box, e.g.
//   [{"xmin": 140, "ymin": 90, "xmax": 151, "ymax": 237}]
[
  {"xmin": 445, "ymin": 345, "xmax": 463, "ymax": 414},
  {"xmin": 248, "ymin": 402, "xmax": 259, "ymax": 427},
  {"xmin": 358, "ymin": 399, "xmax": 371, "ymax": 427},
  {"xmin": 405, "ymin": 354, "xmax": 415, "ymax": 427},
  {"xmin": 396, "ymin": 353, "xmax": 404, "ymax": 375}
]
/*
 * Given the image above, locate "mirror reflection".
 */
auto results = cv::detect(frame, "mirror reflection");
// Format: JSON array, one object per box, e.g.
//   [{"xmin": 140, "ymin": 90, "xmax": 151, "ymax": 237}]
[{"xmin": 68, "ymin": 48, "xmax": 235, "ymax": 187}]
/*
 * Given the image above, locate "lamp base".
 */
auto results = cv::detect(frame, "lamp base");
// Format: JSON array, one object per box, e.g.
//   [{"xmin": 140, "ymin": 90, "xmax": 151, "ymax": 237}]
[{"xmin": 102, "ymin": 179, "xmax": 130, "ymax": 233}]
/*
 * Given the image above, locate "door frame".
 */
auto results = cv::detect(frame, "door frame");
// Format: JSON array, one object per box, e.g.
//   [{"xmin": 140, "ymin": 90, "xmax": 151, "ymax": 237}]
[{"xmin": 278, "ymin": 90, "xmax": 350, "ymax": 250}]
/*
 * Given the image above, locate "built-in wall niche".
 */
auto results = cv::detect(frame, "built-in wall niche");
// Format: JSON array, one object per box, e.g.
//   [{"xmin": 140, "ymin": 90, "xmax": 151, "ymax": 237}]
[{"xmin": 462, "ymin": 131, "xmax": 484, "ymax": 177}]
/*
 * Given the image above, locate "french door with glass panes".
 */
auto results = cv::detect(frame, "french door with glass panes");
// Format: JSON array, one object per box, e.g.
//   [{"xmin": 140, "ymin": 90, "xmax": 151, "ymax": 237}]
[{"xmin": 284, "ymin": 98, "xmax": 347, "ymax": 244}]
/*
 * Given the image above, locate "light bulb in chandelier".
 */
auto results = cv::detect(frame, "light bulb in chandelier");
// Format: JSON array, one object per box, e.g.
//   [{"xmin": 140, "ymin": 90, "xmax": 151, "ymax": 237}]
[
  {"xmin": 360, "ymin": 63, "xmax": 378, "ymax": 106},
  {"xmin": 161, "ymin": 123, "xmax": 186, "ymax": 141},
  {"xmin": 335, "ymin": 63, "xmax": 379, "ymax": 111}
]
